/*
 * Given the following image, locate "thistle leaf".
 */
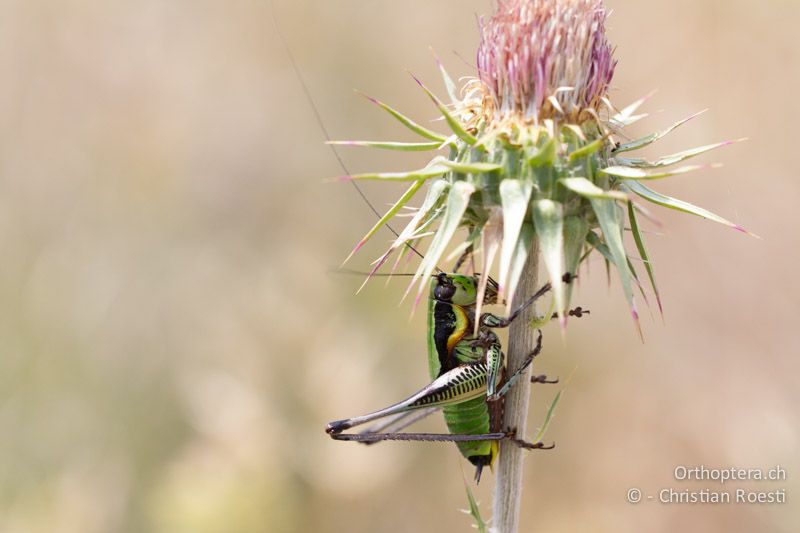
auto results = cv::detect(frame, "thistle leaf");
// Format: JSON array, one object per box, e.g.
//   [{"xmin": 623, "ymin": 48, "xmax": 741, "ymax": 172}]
[
  {"xmin": 585, "ymin": 231, "xmax": 613, "ymax": 264},
  {"xmin": 328, "ymin": 140, "xmax": 443, "ymax": 152},
  {"xmin": 626, "ymin": 255, "xmax": 651, "ymax": 309},
  {"xmin": 506, "ymin": 223, "xmax": 535, "ymax": 313},
  {"xmin": 410, "ymin": 74, "xmax": 477, "ymax": 146},
  {"xmin": 613, "ymin": 109, "xmax": 707, "ymax": 154},
  {"xmin": 385, "ymin": 180, "xmax": 449, "ymax": 259},
  {"xmin": 498, "ymin": 179, "xmax": 534, "ymax": 299},
  {"xmin": 409, "ymin": 204, "xmax": 446, "ymax": 240},
  {"xmin": 343, "ymin": 179, "xmax": 426, "ymax": 265},
  {"xmin": 387, "ymin": 236, "xmax": 415, "ymax": 283},
  {"xmin": 609, "ymin": 90, "xmax": 656, "ymax": 127},
  {"xmin": 559, "ymin": 177, "xmax": 628, "ymax": 201},
  {"xmin": 528, "ymin": 137, "xmax": 556, "ymax": 167},
  {"xmin": 616, "ymin": 113, "xmax": 649, "ymax": 128},
  {"xmin": 615, "ymin": 139, "xmax": 745, "ymax": 168},
  {"xmin": 410, "ymin": 181, "xmax": 476, "ymax": 304},
  {"xmin": 433, "ymin": 51, "xmax": 460, "ymax": 105},
  {"xmin": 440, "ymin": 160, "xmax": 503, "ymax": 174},
  {"xmin": 343, "ymin": 164, "xmax": 450, "ymax": 182},
  {"xmin": 476, "ymin": 208, "xmax": 503, "ymax": 332},
  {"xmin": 357, "ymin": 248, "xmax": 395, "ymax": 293},
  {"xmin": 357, "ymin": 90, "xmax": 447, "ymax": 142},
  {"xmin": 564, "ymin": 124, "xmax": 586, "ymax": 142},
  {"xmin": 533, "ymin": 200, "xmax": 566, "ymax": 327},
  {"xmin": 622, "ymin": 181, "xmax": 754, "ymax": 235},
  {"xmin": 627, "ymin": 201, "xmax": 662, "ymax": 313},
  {"xmin": 585, "ymin": 232, "xmax": 613, "ymax": 293},
  {"xmin": 563, "ymin": 216, "xmax": 589, "ymax": 310},
  {"xmin": 590, "ymin": 198, "xmax": 641, "ymax": 335},
  {"xmin": 600, "ymin": 164, "xmax": 716, "ymax": 180},
  {"xmin": 568, "ymin": 138, "xmax": 606, "ymax": 161}
]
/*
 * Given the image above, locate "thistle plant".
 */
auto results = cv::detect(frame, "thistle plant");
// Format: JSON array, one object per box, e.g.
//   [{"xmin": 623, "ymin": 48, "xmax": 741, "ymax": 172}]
[
  {"xmin": 339, "ymin": 0, "xmax": 748, "ymax": 329},
  {"xmin": 334, "ymin": 0, "xmax": 750, "ymax": 531}
]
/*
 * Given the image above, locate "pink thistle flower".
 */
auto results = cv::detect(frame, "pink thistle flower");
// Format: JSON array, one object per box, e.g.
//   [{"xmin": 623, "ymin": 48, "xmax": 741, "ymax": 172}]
[{"xmin": 477, "ymin": 0, "xmax": 616, "ymax": 122}]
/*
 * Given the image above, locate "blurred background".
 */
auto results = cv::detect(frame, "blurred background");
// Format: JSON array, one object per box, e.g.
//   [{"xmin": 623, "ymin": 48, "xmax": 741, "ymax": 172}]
[{"xmin": 0, "ymin": 0, "xmax": 797, "ymax": 531}]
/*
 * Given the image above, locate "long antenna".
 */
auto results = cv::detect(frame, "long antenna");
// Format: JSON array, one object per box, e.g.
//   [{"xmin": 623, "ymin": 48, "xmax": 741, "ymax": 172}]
[{"xmin": 270, "ymin": 4, "xmax": 427, "ymax": 263}]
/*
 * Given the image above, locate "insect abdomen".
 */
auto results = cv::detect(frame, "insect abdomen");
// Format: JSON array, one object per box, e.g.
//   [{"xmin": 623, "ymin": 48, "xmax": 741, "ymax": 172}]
[{"xmin": 442, "ymin": 396, "xmax": 494, "ymax": 463}]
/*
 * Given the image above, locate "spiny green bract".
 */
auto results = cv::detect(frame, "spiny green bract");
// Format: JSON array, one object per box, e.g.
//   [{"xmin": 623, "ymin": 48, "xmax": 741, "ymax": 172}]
[{"xmin": 336, "ymin": 0, "xmax": 752, "ymax": 335}]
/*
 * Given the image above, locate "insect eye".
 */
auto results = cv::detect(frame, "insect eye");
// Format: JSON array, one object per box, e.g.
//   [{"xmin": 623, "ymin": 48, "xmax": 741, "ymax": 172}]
[{"xmin": 434, "ymin": 276, "xmax": 456, "ymax": 301}]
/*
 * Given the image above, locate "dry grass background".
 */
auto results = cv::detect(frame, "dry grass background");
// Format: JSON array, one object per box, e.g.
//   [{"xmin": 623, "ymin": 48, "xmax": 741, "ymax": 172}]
[{"xmin": 0, "ymin": 1, "xmax": 797, "ymax": 532}]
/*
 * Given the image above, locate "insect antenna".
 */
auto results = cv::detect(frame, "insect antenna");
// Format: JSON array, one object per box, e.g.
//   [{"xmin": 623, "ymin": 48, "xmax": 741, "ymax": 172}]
[{"xmin": 329, "ymin": 268, "xmax": 435, "ymax": 278}]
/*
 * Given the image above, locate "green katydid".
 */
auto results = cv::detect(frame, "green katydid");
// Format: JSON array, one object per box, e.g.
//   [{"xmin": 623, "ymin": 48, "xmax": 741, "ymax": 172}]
[{"xmin": 326, "ymin": 272, "xmax": 577, "ymax": 482}]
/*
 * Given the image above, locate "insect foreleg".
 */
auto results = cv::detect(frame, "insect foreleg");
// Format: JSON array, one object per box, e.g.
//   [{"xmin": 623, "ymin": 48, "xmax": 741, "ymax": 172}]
[
  {"xmin": 481, "ymin": 282, "xmax": 553, "ymax": 328},
  {"xmin": 488, "ymin": 330, "xmax": 544, "ymax": 401}
]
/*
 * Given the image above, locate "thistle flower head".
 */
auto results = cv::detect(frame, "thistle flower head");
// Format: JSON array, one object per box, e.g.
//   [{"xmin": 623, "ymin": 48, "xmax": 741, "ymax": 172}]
[
  {"xmin": 477, "ymin": 0, "xmax": 616, "ymax": 122},
  {"xmin": 336, "ymin": 0, "xmax": 751, "ymax": 335}
]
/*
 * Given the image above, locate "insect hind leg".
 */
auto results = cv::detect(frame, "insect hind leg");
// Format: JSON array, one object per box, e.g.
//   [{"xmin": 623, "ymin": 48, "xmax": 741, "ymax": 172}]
[
  {"xmin": 328, "ymin": 431, "xmax": 508, "ymax": 444},
  {"xmin": 355, "ymin": 408, "xmax": 440, "ymax": 446},
  {"xmin": 329, "ymin": 428, "xmax": 554, "ymax": 451}
]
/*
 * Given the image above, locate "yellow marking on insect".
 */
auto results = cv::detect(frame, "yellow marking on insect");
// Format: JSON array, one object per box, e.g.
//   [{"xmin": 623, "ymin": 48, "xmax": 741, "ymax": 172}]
[
  {"xmin": 447, "ymin": 305, "xmax": 470, "ymax": 353},
  {"xmin": 490, "ymin": 441, "xmax": 500, "ymax": 467}
]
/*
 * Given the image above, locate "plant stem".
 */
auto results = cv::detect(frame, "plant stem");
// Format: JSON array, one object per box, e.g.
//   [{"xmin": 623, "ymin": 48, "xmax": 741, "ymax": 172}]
[{"xmin": 493, "ymin": 243, "xmax": 539, "ymax": 533}]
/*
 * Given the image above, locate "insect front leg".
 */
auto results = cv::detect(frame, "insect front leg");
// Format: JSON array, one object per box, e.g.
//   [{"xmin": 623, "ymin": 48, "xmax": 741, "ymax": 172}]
[
  {"xmin": 491, "ymin": 330, "xmax": 544, "ymax": 400},
  {"xmin": 482, "ymin": 273, "xmax": 580, "ymax": 328},
  {"xmin": 480, "ymin": 282, "xmax": 553, "ymax": 329}
]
